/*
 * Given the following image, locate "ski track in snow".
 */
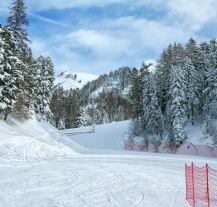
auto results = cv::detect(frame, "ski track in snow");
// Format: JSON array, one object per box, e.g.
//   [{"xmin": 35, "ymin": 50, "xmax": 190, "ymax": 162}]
[{"xmin": 0, "ymin": 153, "xmax": 212, "ymax": 207}]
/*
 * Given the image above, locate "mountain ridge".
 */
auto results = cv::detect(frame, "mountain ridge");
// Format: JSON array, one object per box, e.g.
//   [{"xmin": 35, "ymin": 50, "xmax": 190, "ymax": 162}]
[{"xmin": 54, "ymin": 71, "xmax": 99, "ymax": 91}]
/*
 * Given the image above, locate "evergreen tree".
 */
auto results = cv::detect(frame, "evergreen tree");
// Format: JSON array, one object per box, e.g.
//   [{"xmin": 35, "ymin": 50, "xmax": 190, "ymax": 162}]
[
  {"xmin": 155, "ymin": 45, "xmax": 173, "ymax": 114},
  {"xmin": 147, "ymin": 76, "xmax": 164, "ymax": 138},
  {"xmin": 185, "ymin": 38, "xmax": 202, "ymax": 119},
  {"xmin": 7, "ymin": 0, "xmax": 37, "ymax": 113},
  {"xmin": 0, "ymin": 26, "xmax": 23, "ymax": 120},
  {"xmin": 131, "ymin": 69, "xmax": 142, "ymax": 120},
  {"xmin": 142, "ymin": 73, "xmax": 163, "ymax": 140},
  {"xmin": 206, "ymin": 40, "xmax": 217, "ymax": 113},
  {"xmin": 168, "ymin": 63, "xmax": 187, "ymax": 144},
  {"xmin": 197, "ymin": 41, "xmax": 210, "ymax": 118},
  {"xmin": 34, "ymin": 56, "xmax": 54, "ymax": 120},
  {"xmin": 50, "ymin": 87, "xmax": 65, "ymax": 128},
  {"xmin": 203, "ymin": 39, "xmax": 217, "ymax": 143},
  {"xmin": 76, "ymin": 107, "xmax": 88, "ymax": 127},
  {"xmin": 7, "ymin": 0, "xmax": 29, "ymax": 52},
  {"xmin": 183, "ymin": 58, "xmax": 198, "ymax": 125}
]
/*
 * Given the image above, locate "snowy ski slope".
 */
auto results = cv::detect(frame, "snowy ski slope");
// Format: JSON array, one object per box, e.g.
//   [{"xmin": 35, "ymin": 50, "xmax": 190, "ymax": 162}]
[
  {"xmin": 0, "ymin": 152, "xmax": 216, "ymax": 206},
  {"xmin": 0, "ymin": 119, "xmax": 217, "ymax": 206}
]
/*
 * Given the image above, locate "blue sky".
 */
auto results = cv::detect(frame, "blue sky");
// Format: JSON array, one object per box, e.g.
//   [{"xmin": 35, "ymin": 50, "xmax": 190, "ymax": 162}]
[{"xmin": 1, "ymin": 0, "xmax": 217, "ymax": 75}]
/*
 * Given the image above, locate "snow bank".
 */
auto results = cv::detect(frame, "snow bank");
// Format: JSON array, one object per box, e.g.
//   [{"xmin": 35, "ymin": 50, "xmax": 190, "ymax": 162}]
[{"xmin": 0, "ymin": 118, "xmax": 86, "ymax": 161}]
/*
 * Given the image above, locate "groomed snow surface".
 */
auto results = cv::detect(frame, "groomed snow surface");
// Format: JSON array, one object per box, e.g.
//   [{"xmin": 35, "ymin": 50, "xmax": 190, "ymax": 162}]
[{"xmin": 0, "ymin": 119, "xmax": 217, "ymax": 207}]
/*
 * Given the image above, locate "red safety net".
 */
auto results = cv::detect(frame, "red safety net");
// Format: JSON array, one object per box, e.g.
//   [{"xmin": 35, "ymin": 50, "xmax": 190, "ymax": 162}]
[{"xmin": 185, "ymin": 163, "xmax": 217, "ymax": 207}]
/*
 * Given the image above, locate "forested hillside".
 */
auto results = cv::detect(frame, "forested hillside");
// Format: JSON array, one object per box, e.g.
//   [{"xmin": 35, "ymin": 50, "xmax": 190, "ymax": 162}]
[
  {"xmin": 130, "ymin": 39, "xmax": 217, "ymax": 146},
  {"xmin": 51, "ymin": 66, "xmax": 143, "ymax": 128},
  {"xmin": 51, "ymin": 38, "xmax": 217, "ymax": 147}
]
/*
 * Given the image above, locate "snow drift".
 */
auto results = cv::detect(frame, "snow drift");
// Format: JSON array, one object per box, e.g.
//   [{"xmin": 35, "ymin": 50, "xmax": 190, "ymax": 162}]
[{"xmin": 0, "ymin": 118, "xmax": 86, "ymax": 161}]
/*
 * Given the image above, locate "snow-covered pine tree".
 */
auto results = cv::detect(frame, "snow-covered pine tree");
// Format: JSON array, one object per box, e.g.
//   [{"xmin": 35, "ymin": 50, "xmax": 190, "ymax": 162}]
[
  {"xmin": 50, "ymin": 87, "xmax": 65, "ymax": 128},
  {"xmin": 147, "ymin": 76, "xmax": 163, "ymax": 139},
  {"xmin": 183, "ymin": 58, "xmax": 199, "ymax": 125},
  {"xmin": 142, "ymin": 70, "xmax": 151, "ymax": 133},
  {"xmin": 7, "ymin": 0, "xmax": 37, "ymax": 114},
  {"xmin": 142, "ymin": 71, "xmax": 163, "ymax": 142},
  {"xmin": 76, "ymin": 107, "xmax": 88, "ymax": 127},
  {"xmin": 130, "ymin": 65, "xmax": 150, "ymax": 136},
  {"xmin": 0, "ymin": 26, "xmax": 23, "ymax": 120},
  {"xmin": 172, "ymin": 43, "xmax": 185, "ymax": 64},
  {"xmin": 7, "ymin": 0, "xmax": 29, "ymax": 52},
  {"xmin": 155, "ymin": 45, "xmax": 173, "ymax": 115},
  {"xmin": 206, "ymin": 40, "xmax": 217, "ymax": 113},
  {"xmin": 130, "ymin": 68, "xmax": 142, "ymax": 121},
  {"xmin": 198, "ymin": 42, "xmax": 210, "ymax": 118},
  {"xmin": 185, "ymin": 38, "xmax": 202, "ymax": 120},
  {"xmin": 34, "ymin": 56, "xmax": 54, "ymax": 120},
  {"xmin": 168, "ymin": 63, "xmax": 187, "ymax": 145},
  {"xmin": 22, "ymin": 48, "xmax": 38, "ymax": 107},
  {"xmin": 65, "ymin": 89, "xmax": 80, "ymax": 128},
  {"xmin": 203, "ymin": 39, "xmax": 217, "ymax": 143}
]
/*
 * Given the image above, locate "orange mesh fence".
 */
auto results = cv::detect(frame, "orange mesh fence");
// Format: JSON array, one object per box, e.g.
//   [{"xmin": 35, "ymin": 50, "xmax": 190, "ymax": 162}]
[{"xmin": 185, "ymin": 163, "xmax": 217, "ymax": 207}]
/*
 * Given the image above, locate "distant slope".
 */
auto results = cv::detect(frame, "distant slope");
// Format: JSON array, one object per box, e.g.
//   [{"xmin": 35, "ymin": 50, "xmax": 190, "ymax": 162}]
[
  {"xmin": 63, "ymin": 120, "xmax": 130, "ymax": 150},
  {"xmin": 64, "ymin": 120, "xmax": 217, "ymax": 157},
  {"xmin": 54, "ymin": 71, "xmax": 98, "ymax": 91}
]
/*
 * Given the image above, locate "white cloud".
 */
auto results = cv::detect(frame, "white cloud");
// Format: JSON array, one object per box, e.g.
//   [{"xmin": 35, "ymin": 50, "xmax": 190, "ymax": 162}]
[
  {"xmin": 165, "ymin": 0, "xmax": 217, "ymax": 31},
  {"xmin": 2, "ymin": 0, "xmax": 217, "ymax": 32},
  {"xmin": 3, "ymin": 0, "xmax": 216, "ymax": 74},
  {"xmin": 31, "ymin": 16, "xmax": 195, "ymax": 74}
]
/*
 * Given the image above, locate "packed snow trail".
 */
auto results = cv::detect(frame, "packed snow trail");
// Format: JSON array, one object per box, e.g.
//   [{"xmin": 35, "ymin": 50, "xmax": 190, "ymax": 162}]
[
  {"xmin": 0, "ymin": 120, "xmax": 217, "ymax": 206},
  {"xmin": 0, "ymin": 152, "xmax": 216, "ymax": 207}
]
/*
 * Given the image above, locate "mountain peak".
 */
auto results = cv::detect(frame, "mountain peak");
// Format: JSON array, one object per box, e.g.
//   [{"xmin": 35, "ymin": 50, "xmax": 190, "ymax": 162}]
[{"xmin": 55, "ymin": 71, "xmax": 99, "ymax": 91}]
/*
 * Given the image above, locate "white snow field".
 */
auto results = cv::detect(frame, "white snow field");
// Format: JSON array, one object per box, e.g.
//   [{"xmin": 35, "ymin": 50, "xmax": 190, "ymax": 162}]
[
  {"xmin": 0, "ymin": 152, "xmax": 217, "ymax": 207},
  {"xmin": 63, "ymin": 120, "xmax": 217, "ymax": 157},
  {"xmin": 63, "ymin": 120, "xmax": 130, "ymax": 150},
  {"xmin": 0, "ymin": 119, "xmax": 217, "ymax": 207}
]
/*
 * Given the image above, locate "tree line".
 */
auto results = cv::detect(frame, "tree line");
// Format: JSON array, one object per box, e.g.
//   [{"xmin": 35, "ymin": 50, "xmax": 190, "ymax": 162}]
[
  {"xmin": 51, "ymin": 67, "xmax": 134, "ymax": 129},
  {"xmin": 131, "ymin": 39, "xmax": 217, "ymax": 146}
]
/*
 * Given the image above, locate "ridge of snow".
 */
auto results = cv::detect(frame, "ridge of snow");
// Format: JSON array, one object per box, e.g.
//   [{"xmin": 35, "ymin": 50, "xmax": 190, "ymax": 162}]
[
  {"xmin": 54, "ymin": 71, "xmax": 99, "ymax": 91},
  {"xmin": 0, "ymin": 117, "xmax": 87, "ymax": 161}
]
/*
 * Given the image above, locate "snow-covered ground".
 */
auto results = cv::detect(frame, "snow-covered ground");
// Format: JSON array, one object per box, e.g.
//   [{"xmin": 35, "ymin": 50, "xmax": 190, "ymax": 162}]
[
  {"xmin": 64, "ymin": 120, "xmax": 217, "ymax": 157},
  {"xmin": 63, "ymin": 120, "xmax": 130, "ymax": 150},
  {"xmin": 0, "ymin": 118, "xmax": 86, "ymax": 161},
  {"xmin": 0, "ymin": 119, "xmax": 217, "ymax": 206},
  {"xmin": 0, "ymin": 152, "xmax": 216, "ymax": 207}
]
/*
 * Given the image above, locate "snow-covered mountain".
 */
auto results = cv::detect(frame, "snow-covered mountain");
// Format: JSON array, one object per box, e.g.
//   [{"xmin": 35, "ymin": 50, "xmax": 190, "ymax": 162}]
[
  {"xmin": 52, "ymin": 67, "xmax": 136, "ymax": 128},
  {"xmin": 54, "ymin": 71, "xmax": 99, "ymax": 91}
]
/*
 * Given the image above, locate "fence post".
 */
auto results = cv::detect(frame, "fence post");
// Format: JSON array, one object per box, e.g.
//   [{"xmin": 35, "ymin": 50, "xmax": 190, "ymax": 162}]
[
  {"xmin": 192, "ymin": 162, "xmax": 196, "ymax": 207},
  {"xmin": 206, "ymin": 163, "xmax": 210, "ymax": 207},
  {"xmin": 185, "ymin": 164, "xmax": 187, "ymax": 200}
]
